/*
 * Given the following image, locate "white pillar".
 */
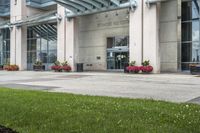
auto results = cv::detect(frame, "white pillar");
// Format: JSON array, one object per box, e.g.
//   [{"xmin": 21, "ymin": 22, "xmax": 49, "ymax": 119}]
[
  {"xmin": 65, "ymin": 18, "xmax": 77, "ymax": 71},
  {"xmin": 129, "ymin": 0, "xmax": 143, "ymax": 66},
  {"xmin": 10, "ymin": 0, "xmax": 27, "ymax": 70},
  {"xmin": 143, "ymin": 3, "xmax": 160, "ymax": 73},
  {"xmin": 57, "ymin": 5, "xmax": 66, "ymax": 62}
]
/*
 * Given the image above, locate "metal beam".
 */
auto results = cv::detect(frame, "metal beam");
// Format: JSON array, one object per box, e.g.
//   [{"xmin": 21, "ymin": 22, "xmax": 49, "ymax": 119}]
[
  {"xmin": 68, "ymin": 0, "xmax": 93, "ymax": 10},
  {"xmin": 66, "ymin": 1, "xmax": 137, "ymax": 18},
  {"xmin": 110, "ymin": 0, "xmax": 120, "ymax": 6},
  {"xmin": 146, "ymin": 0, "xmax": 167, "ymax": 5},
  {"xmin": 56, "ymin": 0, "xmax": 86, "ymax": 12},
  {"xmin": 81, "ymin": 0, "xmax": 102, "ymax": 9}
]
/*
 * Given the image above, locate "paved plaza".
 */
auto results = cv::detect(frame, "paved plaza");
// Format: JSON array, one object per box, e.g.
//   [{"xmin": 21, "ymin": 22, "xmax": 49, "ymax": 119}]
[{"xmin": 0, "ymin": 71, "xmax": 200, "ymax": 104}]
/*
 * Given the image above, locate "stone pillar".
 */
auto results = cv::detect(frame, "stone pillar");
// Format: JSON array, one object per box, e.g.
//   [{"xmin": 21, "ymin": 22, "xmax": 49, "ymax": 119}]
[
  {"xmin": 65, "ymin": 18, "xmax": 77, "ymax": 71},
  {"xmin": 129, "ymin": 0, "xmax": 143, "ymax": 66},
  {"xmin": 57, "ymin": 5, "xmax": 66, "ymax": 62},
  {"xmin": 10, "ymin": 0, "xmax": 27, "ymax": 70},
  {"xmin": 57, "ymin": 7, "xmax": 79, "ymax": 71},
  {"xmin": 143, "ymin": 3, "xmax": 161, "ymax": 73}
]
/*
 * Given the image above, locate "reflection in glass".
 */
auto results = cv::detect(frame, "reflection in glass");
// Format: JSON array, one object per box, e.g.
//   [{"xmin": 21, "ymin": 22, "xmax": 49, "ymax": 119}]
[
  {"xmin": 181, "ymin": 1, "xmax": 200, "ymax": 70},
  {"xmin": 27, "ymin": 23, "xmax": 57, "ymax": 70},
  {"xmin": 0, "ymin": 28, "xmax": 10, "ymax": 65}
]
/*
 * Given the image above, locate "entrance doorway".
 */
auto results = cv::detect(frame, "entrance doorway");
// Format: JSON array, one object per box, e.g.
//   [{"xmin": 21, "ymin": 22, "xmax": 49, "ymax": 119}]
[
  {"xmin": 27, "ymin": 24, "xmax": 57, "ymax": 70},
  {"xmin": 107, "ymin": 36, "xmax": 129, "ymax": 70}
]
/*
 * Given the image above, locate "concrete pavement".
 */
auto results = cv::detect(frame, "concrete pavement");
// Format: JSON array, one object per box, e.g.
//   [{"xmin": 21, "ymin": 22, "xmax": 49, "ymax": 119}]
[{"xmin": 0, "ymin": 71, "xmax": 200, "ymax": 104}]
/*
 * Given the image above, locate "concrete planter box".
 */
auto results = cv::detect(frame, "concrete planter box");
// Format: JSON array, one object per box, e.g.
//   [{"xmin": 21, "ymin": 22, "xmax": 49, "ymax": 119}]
[
  {"xmin": 190, "ymin": 65, "xmax": 200, "ymax": 75},
  {"xmin": 33, "ymin": 65, "xmax": 45, "ymax": 71}
]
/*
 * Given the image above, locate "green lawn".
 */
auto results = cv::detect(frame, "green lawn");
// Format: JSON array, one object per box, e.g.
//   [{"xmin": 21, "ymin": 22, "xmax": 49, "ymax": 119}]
[{"xmin": 0, "ymin": 88, "xmax": 200, "ymax": 133}]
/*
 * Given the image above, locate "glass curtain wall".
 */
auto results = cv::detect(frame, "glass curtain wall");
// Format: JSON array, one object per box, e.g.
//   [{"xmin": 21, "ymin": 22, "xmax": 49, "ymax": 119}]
[
  {"xmin": 181, "ymin": 0, "xmax": 200, "ymax": 70},
  {"xmin": 27, "ymin": 23, "xmax": 57, "ymax": 70},
  {"xmin": 0, "ymin": 28, "xmax": 10, "ymax": 65}
]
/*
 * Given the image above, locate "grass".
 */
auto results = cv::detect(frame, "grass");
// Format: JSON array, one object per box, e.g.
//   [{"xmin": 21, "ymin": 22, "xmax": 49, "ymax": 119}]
[{"xmin": 0, "ymin": 88, "xmax": 200, "ymax": 133}]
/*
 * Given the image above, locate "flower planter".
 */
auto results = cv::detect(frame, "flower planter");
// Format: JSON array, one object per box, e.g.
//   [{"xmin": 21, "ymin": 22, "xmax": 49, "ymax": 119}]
[
  {"xmin": 62, "ymin": 65, "xmax": 71, "ymax": 72},
  {"xmin": 51, "ymin": 65, "xmax": 62, "ymax": 72},
  {"xmin": 190, "ymin": 65, "xmax": 200, "ymax": 75},
  {"xmin": 4, "ymin": 65, "xmax": 19, "ymax": 71},
  {"xmin": 0, "ymin": 65, "xmax": 3, "ymax": 70},
  {"xmin": 140, "ymin": 66, "xmax": 153, "ymax": 74},
  {"xmin": 33, "ymin": 65, "xmax": 45, "ymax": 71}
]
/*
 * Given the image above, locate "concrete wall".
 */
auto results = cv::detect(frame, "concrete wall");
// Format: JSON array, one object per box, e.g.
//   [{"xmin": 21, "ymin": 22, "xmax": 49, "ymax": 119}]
[
  {"xmin": 77, "ymin": 9, "xmax": 129, "ymax": 71},
  {"xmin": 159, "ymin": 0, "xmax": 180, "ymax": 72}
]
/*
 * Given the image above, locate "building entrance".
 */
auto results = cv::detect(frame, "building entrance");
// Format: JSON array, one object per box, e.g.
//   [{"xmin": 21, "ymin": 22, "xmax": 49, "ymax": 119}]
[
  {"xmin": 27, "ymin": 24, "xmax": 57, "ymax": 70},
  {"xmin": 107, "ymin": 36, "xmax": 129, "ymax": 70}
]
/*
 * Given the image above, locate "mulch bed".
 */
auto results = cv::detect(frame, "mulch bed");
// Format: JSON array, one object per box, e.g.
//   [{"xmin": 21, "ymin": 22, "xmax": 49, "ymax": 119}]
[{"xmin": 0, "ymin": 125, "xmax": 18, "ymax": 133}]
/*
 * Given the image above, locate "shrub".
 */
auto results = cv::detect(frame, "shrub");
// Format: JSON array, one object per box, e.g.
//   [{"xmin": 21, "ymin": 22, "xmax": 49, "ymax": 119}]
[
  {"xmin": 34, "ymin": 61, "xmax": 43, "ymax": 66},
  {"xmin": 142, "ymin": 60, "xmax": 150, "ymax": 66},
  {"xmin": 51, "ymin": 61, "xmax": 71, "ymax": 72},
  {"xmin": 4, "ymin": 65, "xmax": 19, "ymax": 71},
  {"xmin": 126, "ymin": 66, "xmax": 140, "ymax": 73},
  {"xmin": 51, "ymin": 65, "xmax": 62, "ymax": 72},
  {"xmin": 62, "ymin": 66, "xmax": 71, "ymax": 72},
  {"xmin": 140, "ymin": 66, "xmax": 153, "ymax": 73}
]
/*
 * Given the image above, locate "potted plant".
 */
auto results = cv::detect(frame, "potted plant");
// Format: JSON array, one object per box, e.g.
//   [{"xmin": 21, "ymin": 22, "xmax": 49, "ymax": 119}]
[
  {"xmin": 51, "ymin": 61, "xmax": 62, "ymax": 72},
  {"xmin": 140, "ymin": 60, "xmax": 153, "ymax": 73},
  {"xmin": 126, "ymin": 61, "xmax": 140, "ymax": 73},
  {"xmin": 190, "ymin": 64, "xmax": 200, "ymax": 75},
  {"xmin": 4, "ymin": 65, "xmax": 19, "ymax": 71},
  {"xmin": 33, "ymin": 61, "xmax": 45, "ymax": 71},
  {"xmin": 61, "ymin": 61, "xmax": 71, "ymax": 72}
]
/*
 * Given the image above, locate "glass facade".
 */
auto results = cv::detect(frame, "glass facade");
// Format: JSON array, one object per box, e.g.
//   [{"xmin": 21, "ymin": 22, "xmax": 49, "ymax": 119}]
[
  {"xmin": 107, "ymin": 36, "xmax": 129, "ymax": 70},
  {"xmin": 182, "ymin": 1, "xmax": 200, "ymax": 70},
  {"xmin": 0, "ymin": 28, "xmax": 10, "ymax": 65},
  {"xmin": 27, "ymin": 23, "xmax": 57, "ymax": 70}
]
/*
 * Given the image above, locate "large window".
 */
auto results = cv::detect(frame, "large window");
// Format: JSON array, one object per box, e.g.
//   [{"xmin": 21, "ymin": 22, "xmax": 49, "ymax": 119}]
[
  {"xmin": 27, "ymin": 23, "xmax": 57, "ymax": 70},
  {"xmin": 0, "ymin": 28, "xmax": 10, "ymax": 65},
  {"xmin": 182, "ymin": 1, "xmax": 200, "ymax": 70}
]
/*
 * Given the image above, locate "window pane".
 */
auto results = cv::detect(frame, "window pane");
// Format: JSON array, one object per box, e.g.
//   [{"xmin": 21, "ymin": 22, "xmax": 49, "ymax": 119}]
[
  {"xmin": 182, "ymin": 1, "xmax": 200, "ymax": 21},
  {"xmin": 107, "ymin": 37, "xmax": 114, "ymax": 48},
  {"xmin": 182, "ymin": 42, "xmax": 200, "ymax": 62},
  {"xmin": 115, "ymin": 36, "xmax": 128, "ymax": 47},
  {"xmin": 182, "ymin": 21, "xmax": 199, "ymax": 42}
]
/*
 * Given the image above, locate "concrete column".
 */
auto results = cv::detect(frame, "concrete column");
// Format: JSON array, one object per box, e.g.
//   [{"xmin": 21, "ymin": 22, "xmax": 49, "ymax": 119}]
[
  {"xmin": 129, "ymin": 0, "xmax": 142, "ymax": 66},
  {"xmin": 10, "ymin": 0, "xmax": 27, "ymax": 70},
  {"xmin": 143, "ymin": 3, "xmax": 161, "ymax": 73},
  {"xmin": 65, "ymin": 18, "xmax": 77, "ymax": 71},
  {"xmin": 57, "ymin": 5, "xmax": 66, "ymax": 62}
]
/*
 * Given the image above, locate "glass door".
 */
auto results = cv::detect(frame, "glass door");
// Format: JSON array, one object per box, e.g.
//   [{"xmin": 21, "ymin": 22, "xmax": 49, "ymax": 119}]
[{"xmin": 107, "ymin": 36, "xmax": 129, "ymax": 70}]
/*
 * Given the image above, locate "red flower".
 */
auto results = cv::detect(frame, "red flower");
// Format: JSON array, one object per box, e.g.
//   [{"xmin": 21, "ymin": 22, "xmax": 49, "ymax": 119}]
[
  {"xmin": 140, "ymin": 66, "xmax": 153, "ymax": 73},
  {"xmin": 51, "ymin": 65, "xmax": 62, "ymax": 71},
  {"xmin": 62, "ymin": 65, "xmax": 71, "ymax": 72},
  {"xmin": 126, "ymin": 66, "xmax": 140, "ymax": 73},
  {"xmin": 4, "ymin": 65, "xmax": 19, "ymax": 71}
]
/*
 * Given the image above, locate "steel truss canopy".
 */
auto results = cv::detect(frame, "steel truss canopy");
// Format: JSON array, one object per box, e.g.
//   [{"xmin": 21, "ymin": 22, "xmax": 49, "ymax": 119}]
[
  {"xmin": 30, "ymin": 24, "xmax": 57, "ymax": 41},
  {"xmin": 13, "ymin": 11, "xmax": 58, "ymax": 27},
  {"xmin": 55, "ymin": 0, "xmax": 137, "ymax": 18},
  {"xmin": 26, "ymin": 0, "xmax": 56, "ymax": 8}
]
